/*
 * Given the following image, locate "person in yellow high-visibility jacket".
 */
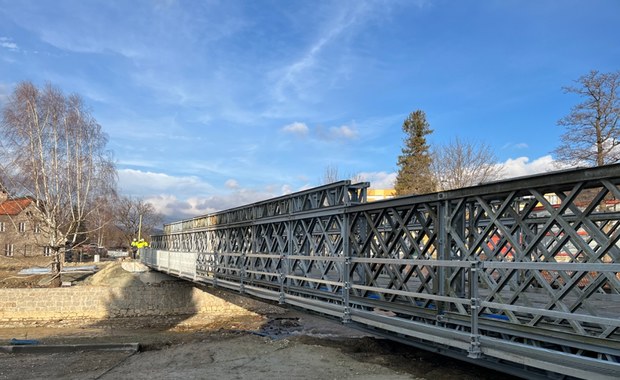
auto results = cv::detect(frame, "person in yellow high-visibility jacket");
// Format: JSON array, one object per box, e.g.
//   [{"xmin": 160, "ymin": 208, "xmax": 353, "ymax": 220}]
[{"xmin": 130, "ymin": 239, "xmax": 149, "ymax": 259}]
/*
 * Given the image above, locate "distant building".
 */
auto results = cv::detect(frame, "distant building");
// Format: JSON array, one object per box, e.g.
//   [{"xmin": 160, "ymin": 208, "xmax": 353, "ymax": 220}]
[
  {"xmin": 0, "ymin": 190, "xmax": 51, "ymax": 257},
  {"xmin": 367, "ymin": 189, "xmax": 395, "ymax": 202}
]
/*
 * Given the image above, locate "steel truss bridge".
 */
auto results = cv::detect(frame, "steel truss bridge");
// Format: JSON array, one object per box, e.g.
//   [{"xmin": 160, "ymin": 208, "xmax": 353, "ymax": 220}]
[{"xmin": 142, "ymin": 164, "xmax": 620, "ymax": 379}]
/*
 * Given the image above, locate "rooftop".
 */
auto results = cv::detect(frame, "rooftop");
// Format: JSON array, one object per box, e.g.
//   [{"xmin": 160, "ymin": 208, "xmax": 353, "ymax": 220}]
[{"xmin": 0, "ymin": 198, "xmax": 32, "ymax": 216}]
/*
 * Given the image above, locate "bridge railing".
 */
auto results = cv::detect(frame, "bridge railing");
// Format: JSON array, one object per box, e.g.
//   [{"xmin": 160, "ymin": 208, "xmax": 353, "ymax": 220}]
[{"xmin": 144, "ymin": 165, "xmax": 620, "ymax": 379}]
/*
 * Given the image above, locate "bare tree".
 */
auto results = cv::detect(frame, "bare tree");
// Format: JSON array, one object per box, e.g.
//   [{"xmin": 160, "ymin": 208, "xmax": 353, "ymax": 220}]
[
  {"xmin": 87, "ymin": 193, "xmax": 118, "ymax": 248},
  {"xmin": 0, "ymin": 82, "xmax": 116, "ymax": 282},
  {"xmin": 554, "ymin": 70, "xmax": 620, "ymax": 167},
  {"xmin": 320, "ymin": 164, "xmax": 363, "ymax": 185},
  {"xmin": 115, "ymin": 196, "xmax": 163, "ymax": 246},
  {"xmin": 321, "ymin": 164, "xmax": 340, "ymax": 184},
  {"xmin": 431, "ymin": 138, "xmax": 502, "ymax": 191}
]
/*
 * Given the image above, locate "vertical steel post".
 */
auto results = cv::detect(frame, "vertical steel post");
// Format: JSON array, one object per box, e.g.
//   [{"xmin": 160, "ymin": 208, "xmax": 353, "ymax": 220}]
[
  {"xmin": 342, "ymin": 212, "xmax": 351, "ymax": 323},
  {"xmin": 468, "ymin": 259, "xmax": 482, "ymax": 359},
  {"xmin": 282, "ymin": 201, "xmax": 294, "ymax": 305},
  {"xmin": 212, "ymin": 230, "xmax": 219, "ymax": 288},
  {"xmin": 437, "ymin": 199, "xmax": 449, "ymax": 314},
  {"xmin": 454, "ymin": 202, "xmax": 466, "ymax": 297},
  {"xmin": 239, "ymin": 247, "xmax": 246, "ymax": 294}
]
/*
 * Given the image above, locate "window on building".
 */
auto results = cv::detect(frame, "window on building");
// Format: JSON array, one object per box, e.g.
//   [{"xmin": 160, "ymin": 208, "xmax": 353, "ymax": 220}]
[
  {"xmin": 43, "ymin": 246, "xmax": 52, "ymax": 256},
  {"xmin": 18, "ymin": 222, "xmax": 26, "ymax": 233},
  {"xmin": 0, "ymin": 222, "xmax": 5, "ymax": 232},
  {"xmin": 5, "ymin": 244, "xmax": 14, "ymax": 256},
  {"xmin": 34, "ymin": 224, "xmax": 41, "ymax": 234}
]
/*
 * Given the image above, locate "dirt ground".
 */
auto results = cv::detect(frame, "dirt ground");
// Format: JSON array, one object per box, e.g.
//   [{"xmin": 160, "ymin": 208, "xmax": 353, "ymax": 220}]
[
  {"xmin": 0, "ymin": 256, "xmax": 518, "ymax": 380},
  {"xmin": 0, "ymin": 255, "xmax": 57, "ymax": 288}
]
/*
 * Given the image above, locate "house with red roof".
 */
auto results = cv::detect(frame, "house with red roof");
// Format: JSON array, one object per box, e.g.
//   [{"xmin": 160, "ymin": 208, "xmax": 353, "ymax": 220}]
[{"xmin": 0, "ymin": 190, "xmax": 51, "ymax": 257}]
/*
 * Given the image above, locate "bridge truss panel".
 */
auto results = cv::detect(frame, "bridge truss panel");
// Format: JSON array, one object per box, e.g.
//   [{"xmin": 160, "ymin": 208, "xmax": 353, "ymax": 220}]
[{"xmin": 145, "ymin": 165, "xmax": 620, "ymax": 379}]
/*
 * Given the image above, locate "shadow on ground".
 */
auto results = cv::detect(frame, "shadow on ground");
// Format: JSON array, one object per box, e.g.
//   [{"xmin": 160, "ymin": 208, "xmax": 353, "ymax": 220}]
[{"xmin": 80, "ymin": 260, "xmax": 279, "ymax": 337}]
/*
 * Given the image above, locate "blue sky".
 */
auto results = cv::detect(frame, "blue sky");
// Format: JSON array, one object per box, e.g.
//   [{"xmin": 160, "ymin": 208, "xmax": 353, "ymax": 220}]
[{"xmin": 1, "ymin": 0, "xmax": 619, "ymax": 221}]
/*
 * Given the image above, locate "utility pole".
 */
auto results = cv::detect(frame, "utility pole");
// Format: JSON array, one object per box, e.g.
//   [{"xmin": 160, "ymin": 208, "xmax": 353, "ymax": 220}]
[{"xmin": 138, "ymin": 214, "xmax": 143, "ymax": 241}]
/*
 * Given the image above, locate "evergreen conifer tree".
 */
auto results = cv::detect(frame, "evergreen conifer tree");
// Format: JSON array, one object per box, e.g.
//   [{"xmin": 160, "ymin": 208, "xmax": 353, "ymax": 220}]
[{"xmin": 394, "ymin": 110, "xmax": 437, "ymax": 195}]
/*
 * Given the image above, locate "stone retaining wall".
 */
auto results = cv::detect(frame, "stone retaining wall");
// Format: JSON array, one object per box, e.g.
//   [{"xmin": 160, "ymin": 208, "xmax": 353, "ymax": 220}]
[{"xmin": 0, "ymin": 283, "xmax": 260, "ymax": 326}]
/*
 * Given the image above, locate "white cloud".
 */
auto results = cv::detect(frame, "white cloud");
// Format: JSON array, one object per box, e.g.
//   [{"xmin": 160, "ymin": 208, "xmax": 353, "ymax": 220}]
[
  {"xmin": 0, "ymin": 37, "xmax": 18, "ymax": 51},
  {"xmin": 145, "ymin": 194, "xmax": 218, "ymax": 221},
  {"xmin": 313, "ymin": 125, "xmax": 359, "ymax": 141},
  {"xmin": 225, "ymin": 179, "xmax": 239, "ymax": 189},
  {"xmin": 146, "ymin": 195, "xmax": 208, "ymax": 221},
  {"xmin": 117, "ymin": 169, "xmax": 215, "ymax": 198},
  {"xmin": 500, "ymin": 155, "xmax": 557, "ymax": 178},
  {"xmin": 117, "ymin": 168, "xmax": 312, "ymax": 221},
  {"xmin": 502, "ymin": 142, "xmax": 529, "ymax": 150},
  {"xmin": 282, "ymin": 122, "xmax": 309, "ymax": 136},
  {"xmin": 145, "ymin": 187, "xmax": 287, "ymax": 221},
  {"xmin": 286, "ymin": 123, "xmax": 358, "ymax": 141},
  {"xmin": 281, "ymin": 184, "xmax": 293, "ymax": 194},
  {"xmin": 358, "ymin": 171, "xmax": 397, "ymax": 189},
  {"xmin": 328, "ymin": 125, "xmax": 358, "ymax": 140}
]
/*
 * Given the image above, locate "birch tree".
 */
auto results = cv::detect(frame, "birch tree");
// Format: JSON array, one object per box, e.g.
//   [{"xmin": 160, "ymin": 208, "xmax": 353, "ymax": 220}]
[
  {"xmin": 0, "ymin": 82, "xmax": 116, "ymax": 282},
  {"xmin": 87, "ymin": 193, "xmax": 118, "ymax": 248}
]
